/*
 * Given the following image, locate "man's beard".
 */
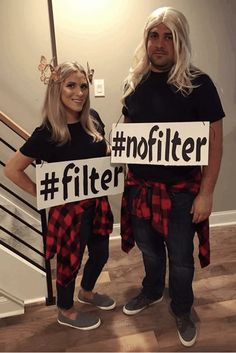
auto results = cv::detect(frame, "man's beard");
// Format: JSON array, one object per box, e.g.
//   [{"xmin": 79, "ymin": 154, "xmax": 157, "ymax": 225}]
[{"xmin": 149, "ymin": 57, "xmax": 174, "ymax": 72}]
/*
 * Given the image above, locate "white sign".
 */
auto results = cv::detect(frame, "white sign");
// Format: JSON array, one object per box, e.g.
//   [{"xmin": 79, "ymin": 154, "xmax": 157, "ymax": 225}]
[
  {"xmin": 36, "ymin": 156, "xmax": 124, "ymax": 210},
  {"xmin": 111, "ymin": 122, "xmax": 209, "ymax": 166}
]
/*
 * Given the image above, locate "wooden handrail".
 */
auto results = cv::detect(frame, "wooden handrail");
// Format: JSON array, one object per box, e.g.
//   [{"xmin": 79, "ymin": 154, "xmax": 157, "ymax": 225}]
[{"xmin": 0, "ymin": 110, "xmax": 30, "ymax": 140}]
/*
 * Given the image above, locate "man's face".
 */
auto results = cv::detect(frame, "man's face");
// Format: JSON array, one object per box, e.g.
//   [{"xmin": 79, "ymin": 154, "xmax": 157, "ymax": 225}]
[{"xmin": 147, "ymin": 23, "xmax": 175, "ymax": 72}]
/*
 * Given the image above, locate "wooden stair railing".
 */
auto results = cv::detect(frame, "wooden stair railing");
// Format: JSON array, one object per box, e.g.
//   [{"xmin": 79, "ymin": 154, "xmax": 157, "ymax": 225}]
[{"xmin": 0, "ymin": 110, "xmax": 30, "ymax": 140}]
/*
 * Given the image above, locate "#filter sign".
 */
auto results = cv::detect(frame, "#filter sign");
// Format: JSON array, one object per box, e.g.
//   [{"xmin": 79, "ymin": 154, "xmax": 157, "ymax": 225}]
[{"xmin": 36, "ymin": 156, "xmax": 124, "ymax": 210}]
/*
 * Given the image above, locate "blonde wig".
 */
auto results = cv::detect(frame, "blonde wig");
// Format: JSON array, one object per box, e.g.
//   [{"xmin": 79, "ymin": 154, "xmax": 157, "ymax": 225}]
[
  {"xmin": 42, "ymin": 61, "xmax": 103, "ymax": 145},
  {"xmin": 122, "ymin": 7, "xmax": 202, "ymax": 101}
]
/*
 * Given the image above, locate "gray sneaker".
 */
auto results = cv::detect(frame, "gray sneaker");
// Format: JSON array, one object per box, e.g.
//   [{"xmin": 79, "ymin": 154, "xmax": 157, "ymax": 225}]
[
  {"xmin": 78, "ymin": 292, "xmax": 116, "ymax": 310},
  {"xmin": 172, "ymin": 312, "xmax": 197, "ymax": 347},
  {"xmin": 57, "ymin": 311, "xmax": 101, "ymax": 330},
  {"xmin": 123, "ymin": 292, "xmax": 163, "ymax": 315}
]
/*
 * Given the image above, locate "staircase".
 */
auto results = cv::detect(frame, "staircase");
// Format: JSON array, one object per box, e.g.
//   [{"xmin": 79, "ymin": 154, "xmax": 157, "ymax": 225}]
[
  {"xmin": 1, "ymin": 110, "xmax": 54, "ymax": 318},
  {"xmin": 0, "ymin": 202, "xmax": 47, "ymax": 318},
  {"xmin": 0, "ymin": 291, "xmax": 24, "ymax": 319}
]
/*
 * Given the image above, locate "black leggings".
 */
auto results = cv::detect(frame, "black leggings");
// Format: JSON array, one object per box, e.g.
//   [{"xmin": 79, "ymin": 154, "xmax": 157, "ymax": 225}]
[{"xmin": 57, "ymin": 205, "xmax": 109, "ymax": 310}]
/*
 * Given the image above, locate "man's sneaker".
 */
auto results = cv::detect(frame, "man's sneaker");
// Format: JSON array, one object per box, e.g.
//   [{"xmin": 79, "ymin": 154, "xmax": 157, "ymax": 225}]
[
  {"xmin": 173, "ymin": 312, "xmax": 197, "ymax": 347},
  {"xmin": 78, "ymin": 292, "xmax": 116, "ymax": 310},
  {"xmin": 57, "ymin": 311, "xmax": 101, "ymax": 330},
  {"xmin": 123, "ymin": 292, "xmax": 163, "ymax": 315}
]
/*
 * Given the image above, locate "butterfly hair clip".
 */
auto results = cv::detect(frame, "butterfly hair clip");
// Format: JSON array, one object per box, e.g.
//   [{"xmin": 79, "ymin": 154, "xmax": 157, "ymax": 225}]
[
  {"xmin": 87, "ymin": 62, "xmax": 95, "ymax": 84},
  {"xmin": 38, "ymin": 55, "xmax": 61, "ymax": 84}
]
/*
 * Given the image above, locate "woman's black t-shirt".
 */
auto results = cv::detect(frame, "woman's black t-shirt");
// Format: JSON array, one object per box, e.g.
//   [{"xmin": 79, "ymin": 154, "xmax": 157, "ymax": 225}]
[{"xmin": 20, "ymin": 109, "xmax": 107, "ymax": 162}]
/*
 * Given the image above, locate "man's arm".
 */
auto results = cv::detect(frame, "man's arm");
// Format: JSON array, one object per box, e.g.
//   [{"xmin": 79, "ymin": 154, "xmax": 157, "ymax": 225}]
[{"xmin": 191, "ymin": 119, "xmax": 223, "ymax": 223}]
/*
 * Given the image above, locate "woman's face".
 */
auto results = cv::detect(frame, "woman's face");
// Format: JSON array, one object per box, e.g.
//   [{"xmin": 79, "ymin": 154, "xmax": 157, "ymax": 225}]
[{"xmin": 61, "ymin": 70, "xmax": 89, "ymax": 123}]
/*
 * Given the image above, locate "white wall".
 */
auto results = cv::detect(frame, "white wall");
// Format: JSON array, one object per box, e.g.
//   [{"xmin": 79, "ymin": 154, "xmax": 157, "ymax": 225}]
[
  {"xmin": 1, "ymin": 0, "xmax": 236, "ymax": 222},
  {"xmin": 52, "ymin": 0, "xmax": 236, "ymax": 216},
  {"xmin": 0, "ymin": 0, "xmax": 52, "ymax": 133}
]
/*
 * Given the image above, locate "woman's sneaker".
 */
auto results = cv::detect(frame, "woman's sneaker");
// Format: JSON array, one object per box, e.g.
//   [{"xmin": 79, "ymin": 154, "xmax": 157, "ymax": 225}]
[
  {"xmin": 123, "ymin": 292, "xmax": 163, "ymax": 315},
  {"xmin": 57, "ymin": 311, "xmax": 101, "ymax": 330},
  {"xmin": 78, "ymin": 292, "xmax": 116, "ymax": 310}
]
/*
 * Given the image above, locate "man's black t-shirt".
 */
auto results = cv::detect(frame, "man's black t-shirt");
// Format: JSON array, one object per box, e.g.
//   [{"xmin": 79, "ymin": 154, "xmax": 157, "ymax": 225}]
[
  {"xmin": 20, "ymin": 109, "xmax": 107, "ymax": 162},
  {"xmin": 123, "ymin": 71, "xmax": 225, "ymax": 183}
]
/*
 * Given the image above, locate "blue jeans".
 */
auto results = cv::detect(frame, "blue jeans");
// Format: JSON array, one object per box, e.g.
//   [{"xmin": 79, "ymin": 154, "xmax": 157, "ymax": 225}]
[
  {"xmin": 129, "ymin": 186, "xmax": 196, "ymax": 316},
  {"xmin": 57, "ymin": 204, "xmax": 109, "ymax": 310}
]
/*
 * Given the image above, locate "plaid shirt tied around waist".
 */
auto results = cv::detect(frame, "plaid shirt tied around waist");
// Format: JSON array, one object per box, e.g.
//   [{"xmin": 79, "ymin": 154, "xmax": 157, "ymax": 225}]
[
  {"xmin": 121, "ymin": 171, "xmax": 210, "ymax": 268},
  {"xmin": 46, "ymin": 197, "xmax": 113, "ymax": 286}
]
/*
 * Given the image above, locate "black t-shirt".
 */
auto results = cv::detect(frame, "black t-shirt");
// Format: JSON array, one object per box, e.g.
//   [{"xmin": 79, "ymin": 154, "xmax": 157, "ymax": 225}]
[
  {"xmin": 123, "ymin": 71, "xmax": 225, "ymax": 182},
  {"xmin": 20, "ymin": 109, "xmax": 107, "ymax": 162}
]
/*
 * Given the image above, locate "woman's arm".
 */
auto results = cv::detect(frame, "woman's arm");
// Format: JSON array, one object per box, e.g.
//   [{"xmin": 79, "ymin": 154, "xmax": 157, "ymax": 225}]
[
  {"xmin": 4, "ymin": 150, "xmax": 37, "ymax": 197},
  {"xmin": 124, "ymin": 116, "xmax": 131, "ymax": 123}
]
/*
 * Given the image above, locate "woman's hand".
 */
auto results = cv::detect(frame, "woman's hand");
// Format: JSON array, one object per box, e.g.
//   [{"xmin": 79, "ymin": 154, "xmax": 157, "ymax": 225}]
[{"xmin": 191, "ymin": 193, "xmax": 213, "ymax": 223}]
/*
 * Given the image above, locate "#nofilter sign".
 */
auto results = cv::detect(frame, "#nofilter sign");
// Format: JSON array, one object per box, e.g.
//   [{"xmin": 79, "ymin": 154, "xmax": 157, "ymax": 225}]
[
  {"xmin": 111, "ymin": 122, "xmax": 209, "ymax": 166},
  {"xmin": 36, "ymin": 156, "xmax": 124, "ymax": 210}
]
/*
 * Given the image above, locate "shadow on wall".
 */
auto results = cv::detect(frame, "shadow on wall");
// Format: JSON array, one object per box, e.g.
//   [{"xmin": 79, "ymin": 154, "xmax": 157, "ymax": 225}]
[
  {"xmin": 223, "ymin": 1, "xmax": 236, "ymax": 103},
  {"xmin": 217, "ymin": 126, "xmax": 236, "ymax": 211},
  {"xmin": 109, "ymin": 193, "xmax": 122, "ymax": 224}
]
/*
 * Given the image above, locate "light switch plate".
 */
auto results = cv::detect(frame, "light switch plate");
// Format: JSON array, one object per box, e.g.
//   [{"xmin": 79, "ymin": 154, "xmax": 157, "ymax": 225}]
[{"xmin": 94, "ymin": 79, "xmax": 105, "ymax": 97}]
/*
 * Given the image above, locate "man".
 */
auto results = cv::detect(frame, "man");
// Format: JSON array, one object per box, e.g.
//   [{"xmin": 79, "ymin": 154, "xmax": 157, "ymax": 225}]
[{"xmin": 120, "ymin": 7, "xmax": 224, "ymax": 347}]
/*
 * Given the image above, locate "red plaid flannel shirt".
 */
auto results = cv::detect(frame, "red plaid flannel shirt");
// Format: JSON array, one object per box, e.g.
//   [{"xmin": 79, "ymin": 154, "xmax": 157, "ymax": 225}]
[
  {"xmin": 46, "ymin": 197, "xmax": 113, "ymax": 286},
  {"xmin": 121, "ymin": 171, "xmax": 210, "ymax": 268}
]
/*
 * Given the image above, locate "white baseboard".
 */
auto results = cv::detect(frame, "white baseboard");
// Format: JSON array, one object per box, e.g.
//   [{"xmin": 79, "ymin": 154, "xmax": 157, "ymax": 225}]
[
  {"xmin": 111, "ymin": 210, "xmax": 236, "ymax": 238},
  {"xmin": 24, "ymin": 297, "xmax": 46, "ymax": 305},
  {"xmin": 209, "ymin": 210, "xmax": 236, "ymax": 227}
]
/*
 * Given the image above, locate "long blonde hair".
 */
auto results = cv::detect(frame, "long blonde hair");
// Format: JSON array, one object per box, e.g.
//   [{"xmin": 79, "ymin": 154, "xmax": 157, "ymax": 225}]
[
  {"xmin": 122, "ymin": 7, "xmax": 202, "ymax": 102},
  {"xmin": 42, "ymin": 61, "xmax": 103, "ymax": 145}
]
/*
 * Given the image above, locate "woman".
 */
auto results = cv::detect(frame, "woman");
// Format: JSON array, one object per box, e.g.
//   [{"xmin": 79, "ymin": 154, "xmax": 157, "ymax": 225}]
[{"xmin": 4, "ymin": 60, "xmax": 115, "ymax": 330}]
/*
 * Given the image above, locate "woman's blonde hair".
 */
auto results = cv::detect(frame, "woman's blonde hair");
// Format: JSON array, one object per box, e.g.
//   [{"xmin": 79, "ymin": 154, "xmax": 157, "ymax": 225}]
[
  {"xmin": 122, "ymin": 7, "xmax": 202, "ymax": 102},
  {"xmin": 42, "ymin": 61, "xmax": 103, "ymax": 145}
]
